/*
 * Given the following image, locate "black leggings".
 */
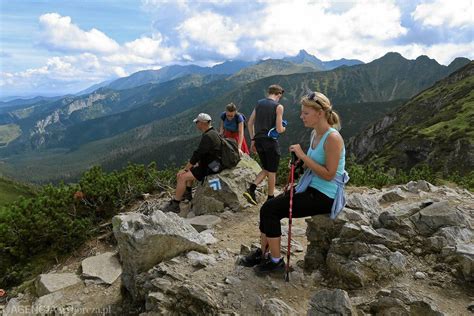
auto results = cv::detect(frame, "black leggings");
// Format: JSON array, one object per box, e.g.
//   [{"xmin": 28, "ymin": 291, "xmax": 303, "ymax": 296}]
[{"xmin": 259, "ymin": 187, "xmax": 334, "ymax": 238}]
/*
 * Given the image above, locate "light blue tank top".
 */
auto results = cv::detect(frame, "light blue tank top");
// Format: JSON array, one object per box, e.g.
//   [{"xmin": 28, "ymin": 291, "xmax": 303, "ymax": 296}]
[{"xmin": 307, "ymin": 127, "xmax": 345, "ymax": 199}]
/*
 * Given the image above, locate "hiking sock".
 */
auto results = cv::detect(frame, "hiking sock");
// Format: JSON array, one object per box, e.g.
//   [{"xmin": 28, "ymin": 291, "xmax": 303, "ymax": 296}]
[{"xmin": 270, "ymin": 255, "xmax": 281, "ymax": 263}]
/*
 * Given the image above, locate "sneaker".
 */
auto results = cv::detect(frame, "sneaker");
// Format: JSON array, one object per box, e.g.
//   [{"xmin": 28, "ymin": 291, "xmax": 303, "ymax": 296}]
[
  {"xmin": 243, "ymin": 188, "xmax": 257, "ymax": 205},
  {"xmin": 239, "ymin": 248, "xmax": 263, "ymax": 267},
  {"xmin": 183, "ymin": 189, "xmax": 193, "ymax": 201},
  {"xmin": 254, "ymin": 257, "xmax": 285, "ymax": 275},
  {"xmin": 163, "ymin": 200, "xmax": 181, "ymax": 213}
]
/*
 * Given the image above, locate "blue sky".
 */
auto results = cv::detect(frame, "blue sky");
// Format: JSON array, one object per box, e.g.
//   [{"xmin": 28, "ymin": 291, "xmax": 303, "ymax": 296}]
[{"xmin": 0, "ymin": 0, "xmax": 473, "ymax": 97}]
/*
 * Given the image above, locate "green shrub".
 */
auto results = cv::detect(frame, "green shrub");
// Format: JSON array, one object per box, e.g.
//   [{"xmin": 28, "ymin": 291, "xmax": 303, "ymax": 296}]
[{"xmin": 0, "ymin": 162, "xmax": 170, "ymax": 288}]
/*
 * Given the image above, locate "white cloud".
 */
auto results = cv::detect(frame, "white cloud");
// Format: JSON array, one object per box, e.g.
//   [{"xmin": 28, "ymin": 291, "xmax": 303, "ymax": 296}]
[
  {"xmin": 412, "ymin": 0, "xmax": 474, "ymax": 28},
  {"xmin": 39, "ymin": 13, "xmax": 120, "ymax": 53},
  {"xmin": 246, "ymin": 0, "xmax": 407, "ymax": 59},
  {"xmin": 3, "ymin": 1, "xmax": 472, "ymax": 97},
  {"xmin": 177, "ymin": 11, "xmax": 241, "ymax": 58},
  {"xmin": 124, "ymin": 33, "xmax": 175, "ymax": 62},
  {"xmin": 0, "ymin": 53, "xmax": 124, "ymax": 95}
]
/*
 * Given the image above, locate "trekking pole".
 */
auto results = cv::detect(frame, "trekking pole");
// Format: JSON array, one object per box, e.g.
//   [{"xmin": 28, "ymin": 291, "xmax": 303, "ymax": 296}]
[{"xmin": 285, "ymin": 152, "xmax": 297, "ymax": 282}]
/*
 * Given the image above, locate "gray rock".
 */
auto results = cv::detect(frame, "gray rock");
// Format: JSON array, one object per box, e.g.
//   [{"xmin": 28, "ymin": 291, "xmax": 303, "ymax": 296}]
[
  {"xmin": 32, "ymin": 291, "xmax": 65, "ymax": 312},
  {"xmin": 327, "ymin": 241, "xmax": 406, "ymax": 288},
  {"xmin": 378, "ymin": 203, "xmax": 422, "ymax": 237},
  {"xmin": 35, "ymin": 273, "xmax": 82, "ymax": 297},
  {"xmin": 186, "ymin": 251, "xmax": 217, "ymax": 268},
  {"xmin": 410, "ymin": 201, "xmax": 468, "ymax": 236},
  {"xmin": 455, "ymin": 243, "xmax": 474, "ymax": 281},
  {"xmin": 192, "ymin": 155, "xmax": 262, "ymax": 214},
  {"xmin": 406, "ymin": 180, "xmax": 432, "ymax": 193},
  {"xmin": 81, "ymin": 252, "xmax": 122, "ymax": 285},
  {"xmin": 224, "ymin": 276, "xmax": 241, "ymax": 285},
  {"xmin": 308, "ymin": 289, "xmax": 356, "ymax": 315},
  {"xmin": 410, "ymin": 301, "xmax": 444, "ymax": 315},
  {"xmin": 185, "ymin": 215, "xmax": 222, "ymax": 232},
  {"xmin": 305, "ymin": 215, "xmax": 344, "ymax": 271},
  {"xmin": 261, "ymin": 298, "xmax": 297, "ymax": 316},
  {"xmin": 370, "ymin": 295, "xmax": 410, "ymax": 315},
  {"xmin": 380, "ymin": 188, "xmax": 405, "ymax": 203},
  {"xmin": 145, "ymin": 282, "xmax": 219, "ymax": 315},
  {"xmin": 414, "ymin": 271, "xmax": 427, "ymax": 279},
  {"xmin": 370, "ymin": 288, "xmax": 444, "ymax": 316},
  {"xmin": 345, "ymin": 193, "xmax": 381, "ymax": 221},
  {"xmin": 338, "ymin": 208, "xmax": 371, "ymax": 225},
  {"xmin": 200, "ymin": 229, "xmax": 219, "ymax": 244},
  {"xmin": 112, "ymin": 210, "xmax": 208, "ymax": 299},
  {"xmin": 436, "ymin": 226, "xmax": 472, "ymax": 247}
]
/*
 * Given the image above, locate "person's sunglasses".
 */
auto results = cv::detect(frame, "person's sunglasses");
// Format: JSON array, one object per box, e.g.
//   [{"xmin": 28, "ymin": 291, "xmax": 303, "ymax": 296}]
[{"xmin": 308, "ymin": 92, "xmax": 322, "ymax": 106}]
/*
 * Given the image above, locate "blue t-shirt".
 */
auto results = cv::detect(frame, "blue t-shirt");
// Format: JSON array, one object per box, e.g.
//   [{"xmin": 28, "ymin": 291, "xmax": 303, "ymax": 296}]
[
  {"xmin": 221, "ymin": 112, "xmax": 244, "ymax": 132},
  {"xmin": 307, "ymin": 128, "xmax": 346, "ymax": 199}
]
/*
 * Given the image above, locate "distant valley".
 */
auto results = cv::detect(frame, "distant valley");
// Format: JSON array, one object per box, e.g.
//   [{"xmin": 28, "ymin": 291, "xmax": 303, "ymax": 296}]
[{"xmin": 0, "ymin": 50, "xmax": 470, "ymax": 183}]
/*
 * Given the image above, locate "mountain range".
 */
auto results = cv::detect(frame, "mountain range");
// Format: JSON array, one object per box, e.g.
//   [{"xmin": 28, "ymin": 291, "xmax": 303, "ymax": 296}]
[
  {"xmin": 0, "ymin": 50, "xmax": 470, "ymax": 183},
  {"xmin": 347, "ymin": 61, "xmax": 474, "ymax": 175}
]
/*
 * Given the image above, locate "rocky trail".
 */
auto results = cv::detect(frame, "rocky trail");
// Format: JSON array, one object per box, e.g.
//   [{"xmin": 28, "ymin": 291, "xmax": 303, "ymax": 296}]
[{"xmin": 1, "ymin": 161, "xmax": 473, "ymax": 315}]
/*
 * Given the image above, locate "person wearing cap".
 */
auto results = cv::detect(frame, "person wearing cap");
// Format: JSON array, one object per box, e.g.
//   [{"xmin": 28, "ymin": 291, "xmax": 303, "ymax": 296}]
[
  {"xmin": 244, "ymin": 84, "xmax": 286, "ymax": 205},
  {"xmin": 163, "ymin": 113, "xmax": 222, "ymax": 214}
]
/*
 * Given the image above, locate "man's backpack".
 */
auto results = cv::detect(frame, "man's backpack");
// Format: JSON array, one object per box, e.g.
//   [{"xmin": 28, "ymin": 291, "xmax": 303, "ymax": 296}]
[{"xmin": 218, "ymin": 135, "xmax": 240, "ymax": 169}]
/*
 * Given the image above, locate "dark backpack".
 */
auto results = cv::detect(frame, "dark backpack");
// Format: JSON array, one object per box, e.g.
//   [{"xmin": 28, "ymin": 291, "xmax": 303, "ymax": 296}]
[
  {"xmin": 238, "ymin": 112, "xmax": 247, "ymax": 129},
  {"xmin": 218, "ymin": 134, "xmax": 240, "ymax": 169}
]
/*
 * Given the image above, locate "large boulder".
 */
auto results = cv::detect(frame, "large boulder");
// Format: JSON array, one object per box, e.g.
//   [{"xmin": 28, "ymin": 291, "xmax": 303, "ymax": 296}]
[
  {"xmin": 81, "ymin": 252, "xmax": 122, "ymax": 285},
  {"xmin": 410, "ymin": 201, "xmax": 468, "ymax": 236},
  {"xmin": 345, "ymin": 192, "xmax": 381, "ymax": 223},
  {"xmin": 112, "ymin": 210, "xmax": 208, "ymax": 299},
  {"xmin": 139, "ymin": 263, "xmax": 220, "ymax": 314},
  {"xmin": 305, "ymin": 205, "xmax": 374, "ymax": 271},
  {"xmin": 377, "ymin": 202, "xmax": 426, "ymax": 237},
  {"xmin": 35, "ymin": 273, "xmax": 82, "ymax": 297},
  {"xmin": 327, "ymin": 239, "xmax": 406, "ymax": 289},
  {"xmin": 192, "ymin": 154, "xmax": 262, "ymax": 214}
]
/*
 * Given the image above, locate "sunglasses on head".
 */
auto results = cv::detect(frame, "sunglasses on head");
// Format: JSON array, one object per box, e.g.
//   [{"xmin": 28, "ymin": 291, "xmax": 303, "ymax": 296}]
[{"xmin": 307, "ymin": 92, "xmax": 322, "ymax": 106}]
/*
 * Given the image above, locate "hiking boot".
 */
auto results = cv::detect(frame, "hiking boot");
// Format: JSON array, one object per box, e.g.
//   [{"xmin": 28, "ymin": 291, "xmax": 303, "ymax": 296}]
[
  {"xmin": 254, "ymin": 257, "xmax": 285, "ymax": 275},
  {"xmin": 183, "ymin": 189, "xmax": 193, "ymax": 201},
  {"xmin": 239, "ymin": 248, "xmax": 264, "ymax": 267},
  {"xmin": 163, "ymin": 200, "xmax": 181, "ymax": 213},
  {"xmin": 243, "ymin": 188, "xmax": 257, "ymax": 205}
]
